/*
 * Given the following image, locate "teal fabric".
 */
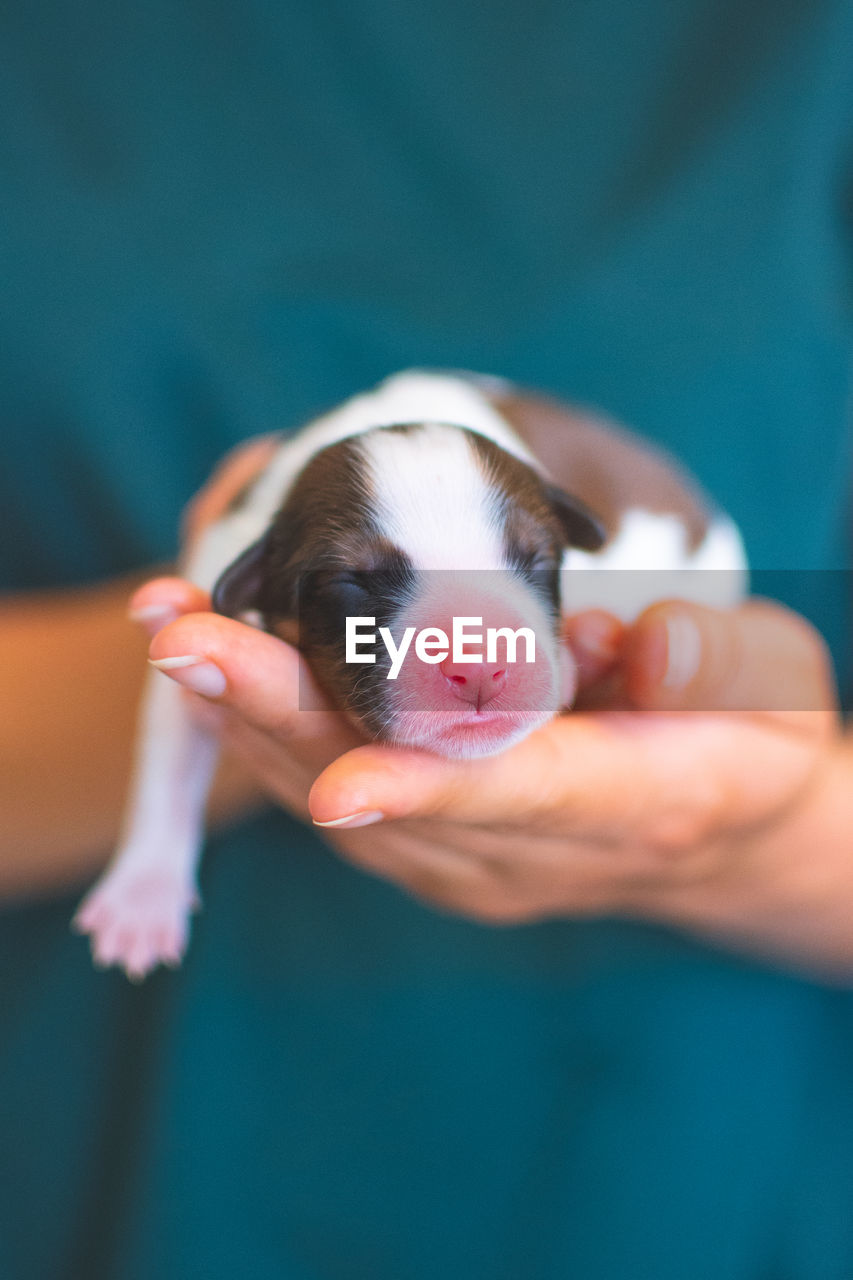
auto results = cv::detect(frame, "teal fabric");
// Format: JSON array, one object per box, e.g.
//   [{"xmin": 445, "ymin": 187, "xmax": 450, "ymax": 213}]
[{"xmin": 1, "ymin": 2, "xmax": 852, "ymax": 1277}]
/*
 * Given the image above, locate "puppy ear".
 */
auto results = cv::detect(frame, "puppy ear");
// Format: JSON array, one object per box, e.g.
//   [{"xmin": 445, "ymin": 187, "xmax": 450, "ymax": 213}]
[
  {"xmin": 543, "ymin": 483, "xmax": 607, "ymax": 551},
  {"xmin": 211, "ymin": 532, "xmax": 272, "ymax": 618}
]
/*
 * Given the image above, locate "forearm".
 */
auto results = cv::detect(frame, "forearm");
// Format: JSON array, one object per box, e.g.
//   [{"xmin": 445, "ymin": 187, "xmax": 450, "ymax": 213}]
[{"xmin": 0, "ymin": 574, "xmax": 263, "ymax": 900}]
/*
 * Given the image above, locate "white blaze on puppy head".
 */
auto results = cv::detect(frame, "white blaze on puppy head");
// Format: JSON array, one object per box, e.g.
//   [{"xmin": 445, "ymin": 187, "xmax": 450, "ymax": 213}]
[{"xmin": 74, "ymin": 369, "xmax": 748, "ymax": 979}]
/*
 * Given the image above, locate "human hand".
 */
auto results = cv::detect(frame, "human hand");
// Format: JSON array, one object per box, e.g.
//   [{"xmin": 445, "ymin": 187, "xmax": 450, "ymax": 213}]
[
  {"xmin": 134, "ymin": 437, "xmax": 849, "ymax": 978},
  {"xmin": 142, "ymin": 574, "xmax": 848, "ymax": 976},
  {"xmin": 304, "ymin": 600, "xmax": 841, "ymax": 948}
]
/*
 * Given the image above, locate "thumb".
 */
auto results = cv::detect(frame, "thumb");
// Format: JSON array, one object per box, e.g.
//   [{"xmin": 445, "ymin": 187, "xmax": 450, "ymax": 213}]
[
  {"xmin": 307, "ymin": 717, "xmax": 633, "ymax": 830},
  {"xmin": 622, "ymin": 598, "xmax": 836, "ymax": 717}
]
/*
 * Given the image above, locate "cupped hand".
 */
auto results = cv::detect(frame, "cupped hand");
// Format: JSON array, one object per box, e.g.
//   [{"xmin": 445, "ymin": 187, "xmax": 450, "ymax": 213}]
[
  {"xmin": 137, "ymin": 574, "xmax": 845, "ymax": 972},
  {"xmin": 131, "ymin": 437, "xmax": 848, "ymax": 976},
  {"xmin": 306, "ymin": 600, "xmax": 839, "ymax": 925}
]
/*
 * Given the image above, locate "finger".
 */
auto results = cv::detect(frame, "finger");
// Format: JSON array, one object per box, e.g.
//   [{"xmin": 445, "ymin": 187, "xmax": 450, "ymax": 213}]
[
  {"xmin": 148, "ymin": 611, "xmax": 361, "ymax": 748},
  {"xmin": 128, "ymin": 577, "xmax": 212, "ymax": 637},
  {"xmin": 308, "ymin": 716, "xmax": 646, "ymax": 831},
  {"xmin": 562, "ymin": 610, "xmax": 625, "ymax": 690},
  {"xmin": 309, "ymin": 706, "xmax": 825, "ymax": 861},
  {"xmin": 622, "ymin": 599, "xmax": 838, "ymax": 722},
  {"xmin": 328, "ymin": 819, "xmax": 498, "ymax": 905}
]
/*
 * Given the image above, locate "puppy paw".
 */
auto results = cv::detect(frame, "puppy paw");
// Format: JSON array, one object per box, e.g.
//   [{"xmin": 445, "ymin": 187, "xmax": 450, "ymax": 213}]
[{"xmin": 73, "ymin": 864, "xmax": 200, "ymax": 980}]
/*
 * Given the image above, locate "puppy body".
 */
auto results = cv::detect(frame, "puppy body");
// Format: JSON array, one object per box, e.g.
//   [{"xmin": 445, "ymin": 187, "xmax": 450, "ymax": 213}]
[{"xmin": 75, "ymin": 370, "xmax": 747, "ymax": 977}]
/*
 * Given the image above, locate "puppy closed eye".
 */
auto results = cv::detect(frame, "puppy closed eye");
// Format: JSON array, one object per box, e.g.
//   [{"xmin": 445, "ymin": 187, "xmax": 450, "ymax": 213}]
[
  {"xmin": 513, "ymin": 549, "xmax": 558, "ymax": 579},
  {"xmin": 326, "ymin": 574, "xmax": 373, "ymax": 615},
  {"xmin": 324, "ymin": 564, "xmax": 414, "ymax": 611},
  {"xmin": 299, "ymin": 571, "xmax": 374, "ymax": 619}
]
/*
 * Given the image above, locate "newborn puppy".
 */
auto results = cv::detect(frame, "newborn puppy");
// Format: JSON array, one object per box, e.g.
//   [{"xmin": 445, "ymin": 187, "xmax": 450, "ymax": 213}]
[{"xmin": 75, "ymin": 370, "xmax": 747, "ymax": 978}]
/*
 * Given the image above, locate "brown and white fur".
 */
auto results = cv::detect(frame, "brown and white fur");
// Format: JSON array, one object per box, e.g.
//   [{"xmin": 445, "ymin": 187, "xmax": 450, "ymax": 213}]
[{"xmin": 74, "ymin": 370, "xmax": 747, "ymax": 978}]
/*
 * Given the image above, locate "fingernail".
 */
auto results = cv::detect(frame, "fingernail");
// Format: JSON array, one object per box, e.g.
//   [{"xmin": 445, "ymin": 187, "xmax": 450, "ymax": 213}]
[
  {"xmin": 661, "ymin": 613, "xmax": 702, "ymax": 689},
  {"xmin": 313, "ymin": 810, "xmax": 385, "ymax": 830},
  {"xmin": 129, "ymin": 604, "xmax": 179, "ymax": 636},
  {"xmin": 149, "ymin": 655, "xmax": 227, "ymax": 697}
]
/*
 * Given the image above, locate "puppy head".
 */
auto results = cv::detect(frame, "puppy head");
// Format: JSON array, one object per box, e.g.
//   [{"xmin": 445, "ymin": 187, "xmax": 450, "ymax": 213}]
[{"xmin": 213, "ymin": 422, "xmax": 605, "ymax": 757}]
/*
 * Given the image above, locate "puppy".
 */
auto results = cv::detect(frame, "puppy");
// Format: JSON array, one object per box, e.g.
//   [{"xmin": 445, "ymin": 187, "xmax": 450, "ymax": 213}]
[{"xmin": 74, "ymin": 370, "xmax": 747, "ymax": 978}]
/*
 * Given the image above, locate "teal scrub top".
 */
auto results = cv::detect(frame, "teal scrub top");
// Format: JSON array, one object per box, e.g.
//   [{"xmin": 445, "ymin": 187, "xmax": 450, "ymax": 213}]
[{"xmin": 1, "ymin": 3, "xmax": 852, "ymax": 1278}]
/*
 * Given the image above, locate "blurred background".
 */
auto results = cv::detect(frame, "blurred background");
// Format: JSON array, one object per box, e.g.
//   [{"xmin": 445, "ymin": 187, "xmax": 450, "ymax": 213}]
[{"xmin": 1, "ymin": 3, "xmax": 852, "ymax": 1278}]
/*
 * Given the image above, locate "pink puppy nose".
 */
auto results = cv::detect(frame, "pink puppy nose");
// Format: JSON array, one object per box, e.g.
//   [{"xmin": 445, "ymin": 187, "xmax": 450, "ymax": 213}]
[{"xmin": 441, "ymin": 658, "xmax": 507, "ymax": 709}]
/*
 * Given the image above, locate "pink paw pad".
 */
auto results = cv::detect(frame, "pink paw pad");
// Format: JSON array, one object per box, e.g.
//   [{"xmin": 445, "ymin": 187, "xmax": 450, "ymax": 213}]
[{"xmin": 73, "ymin": 866, "xmax": 200, "ymax": 981}]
